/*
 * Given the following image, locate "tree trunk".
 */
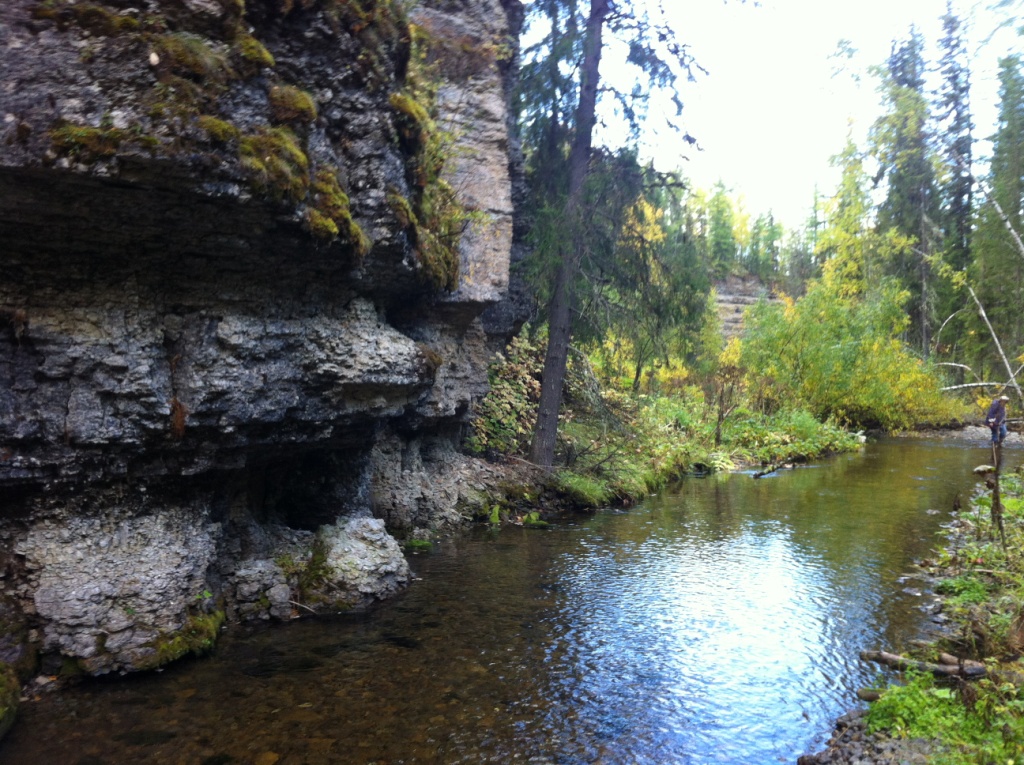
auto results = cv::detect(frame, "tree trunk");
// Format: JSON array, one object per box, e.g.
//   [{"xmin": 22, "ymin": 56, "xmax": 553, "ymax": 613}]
[{"xmin": 529, "ymin": 0, "xmax": 610, "ymax": 466}]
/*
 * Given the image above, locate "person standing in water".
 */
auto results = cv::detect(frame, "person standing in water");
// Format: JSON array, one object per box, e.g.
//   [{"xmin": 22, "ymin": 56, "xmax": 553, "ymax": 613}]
[{"xmin": 986, "ymin": 394, "xmax": 1010, "ymax": 445}]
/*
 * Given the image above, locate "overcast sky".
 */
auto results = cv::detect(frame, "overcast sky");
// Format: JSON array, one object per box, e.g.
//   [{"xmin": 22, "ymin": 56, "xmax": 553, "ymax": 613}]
[{"xmin": 595, "ymin": 0, "xmax": 1020, "ymax": 229}]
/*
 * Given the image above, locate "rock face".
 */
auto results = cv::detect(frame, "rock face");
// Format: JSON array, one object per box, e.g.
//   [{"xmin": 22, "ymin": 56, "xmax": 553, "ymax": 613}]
[
  {"xmin": 0, "ymin": 0, "xmax": 526, "ymax": 676},
  {"xmin": 714, "ymin": 275, "xmax": 777, "ymax": 340}
]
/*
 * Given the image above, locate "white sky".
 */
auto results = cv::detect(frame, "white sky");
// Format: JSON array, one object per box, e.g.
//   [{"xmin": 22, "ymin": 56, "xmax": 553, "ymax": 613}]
[{"xmin": 595, "ymin": 0, "xmax": 1021, "ymax": 229}]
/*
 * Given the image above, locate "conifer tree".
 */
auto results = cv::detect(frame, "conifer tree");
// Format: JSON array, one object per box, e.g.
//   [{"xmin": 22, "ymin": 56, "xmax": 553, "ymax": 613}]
[
  {"xmin": 519, "ymin": 0, "xmax": 709, "ymax": 466},
  {"xmin": 872, "ymin": 29, "xmax": 940, "ymax": 356},
  {"xmin": 708, "ymin": 182, "xmax": 738, "ymax": 279},
  {"xmin": 971, "ymin": 55, "xmax": 1024, "ymax": 377},
  {"xmin": 935, "ymin": 2, "xmax": 974, "ymax": 273}
]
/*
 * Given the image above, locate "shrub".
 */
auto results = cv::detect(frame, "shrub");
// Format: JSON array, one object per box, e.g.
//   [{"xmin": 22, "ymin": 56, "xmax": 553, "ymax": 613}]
[{"xmin": 741, "ymin": 281, "xmax": 964, "ymax": 430}]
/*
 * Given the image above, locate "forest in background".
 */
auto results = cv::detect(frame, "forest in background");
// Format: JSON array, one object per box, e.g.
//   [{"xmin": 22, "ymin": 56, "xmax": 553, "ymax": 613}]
[{"xmin": 465, "ymin": 0, "xmax": 1024, "ymax": 483}]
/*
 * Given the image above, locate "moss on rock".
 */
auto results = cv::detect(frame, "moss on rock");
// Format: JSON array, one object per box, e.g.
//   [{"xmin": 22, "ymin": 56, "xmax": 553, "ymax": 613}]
[
  {"xmin": 239, "ymin": 126, "xmax": 310, "ymax": 202},
  {"xmin": 306, "ymin": 167, "xmax": 370, "ymax": 254},
  {"xmin": 49, "ymin": 123, "xmax": 159, "ymax": 161},
  {"xmin": 138, "ymin": 610, "xmax": 225, "ymax": 671},
  {"xmin": 269, "ymin": 85, "xmax": 318, "ymax": 124},
  {"xmin": 31, "ymin": 2, "xmax": 141, "ymax": 36},
  {"xmin": 387, "ymin": 24, "xmax": 471, "ymax": 292},
  {"xmin": 232, "ymin": 32, "xmax": 276, "ymax": 74},
  {"xmin": 195, "ymin": 114, "xmax": 241, "ymax": 143},
  {"xmin": 155, "ymin": 32, "xmax": 234, "ymax": 84}
]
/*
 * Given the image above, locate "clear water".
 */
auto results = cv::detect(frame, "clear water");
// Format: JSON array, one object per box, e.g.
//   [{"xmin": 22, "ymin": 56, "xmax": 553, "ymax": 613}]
[{"xmin": 0, "ymin": 438, "xmax": 994, "ymax": 764}]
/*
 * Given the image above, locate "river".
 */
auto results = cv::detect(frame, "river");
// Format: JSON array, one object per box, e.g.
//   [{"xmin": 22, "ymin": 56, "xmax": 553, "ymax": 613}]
[{"xmin": 0, "ymin": 437, "xmax": 996, "ymax": 764}]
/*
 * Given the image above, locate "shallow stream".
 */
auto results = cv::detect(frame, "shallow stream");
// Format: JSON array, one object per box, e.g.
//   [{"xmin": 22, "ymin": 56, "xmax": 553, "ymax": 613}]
[{"xmin": 0, "ymin": 438, "xmax": 998, "ymax": 764}]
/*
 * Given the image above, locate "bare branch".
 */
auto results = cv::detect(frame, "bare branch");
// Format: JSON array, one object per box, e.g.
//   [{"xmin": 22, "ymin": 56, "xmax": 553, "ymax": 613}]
[{"xmin": 941, "ymin": 382, "xmax": 1009, "ymax": 391}]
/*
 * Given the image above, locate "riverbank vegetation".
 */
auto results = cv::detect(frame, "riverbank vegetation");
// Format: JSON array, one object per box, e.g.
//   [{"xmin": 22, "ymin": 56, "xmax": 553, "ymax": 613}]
[
  {"xmin": 467, "ymin": 323, "xmax": 865, "ymax": 508},
  {"xmin": 860, "ymin": 469, "xmax": 1024, "ymax": 763}
]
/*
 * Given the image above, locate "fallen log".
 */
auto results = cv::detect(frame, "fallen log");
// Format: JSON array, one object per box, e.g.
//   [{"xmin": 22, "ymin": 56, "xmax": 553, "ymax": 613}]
[
  {"xmin": 860, "ymin": 650, "xmax": 987, "ymax": 679},
  {"xmin": 752, "ymin": 462, "xmax": 793, "ymax": 479}
]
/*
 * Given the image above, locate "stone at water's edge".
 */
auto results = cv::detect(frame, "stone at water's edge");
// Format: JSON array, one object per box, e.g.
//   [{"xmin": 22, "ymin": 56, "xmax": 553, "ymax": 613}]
[
  {"xmin": 0, "ymin": 0, "xmax": 528, "ymax": 697},
  {"xmin": 18, "ymin": 507, "xmax": 220, "ymax": 674},
  {"xmin": 309, "ymin": 517, "xmax": 411, "ymax": 609}
]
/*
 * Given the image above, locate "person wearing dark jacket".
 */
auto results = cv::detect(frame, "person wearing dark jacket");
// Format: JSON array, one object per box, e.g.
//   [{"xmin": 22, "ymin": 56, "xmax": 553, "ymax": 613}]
[{"xmin": 987, "ymin": 394, "xmax": 1010, "ymax": 445}]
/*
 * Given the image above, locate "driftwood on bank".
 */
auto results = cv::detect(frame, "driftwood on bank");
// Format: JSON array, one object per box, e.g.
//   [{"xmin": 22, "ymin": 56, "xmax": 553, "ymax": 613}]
[{"xmin": 860, "ymin": 650, "xmax": 987, "ymax": 680}]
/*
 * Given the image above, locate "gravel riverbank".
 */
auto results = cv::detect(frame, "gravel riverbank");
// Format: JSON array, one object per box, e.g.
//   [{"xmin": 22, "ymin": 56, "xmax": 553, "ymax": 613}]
[{"xmin": 798, "ymin": 710, "xmax": 936, "ymax": 764}]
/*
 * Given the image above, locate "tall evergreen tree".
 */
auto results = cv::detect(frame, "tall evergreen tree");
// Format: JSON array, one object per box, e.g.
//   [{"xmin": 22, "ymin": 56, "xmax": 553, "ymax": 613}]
[
  {"xmin": 746, "ymin": 212, "xmax": 783, "ymax": 282},
  {"xmin": 708, "ymin": 181, "xmax": 738, "ymax": 278},
  {"xmin": 777, "ymin": 193, "xmax": 823, "ymax": 297},
  {"xmin": 519, "ymin": 0, "xmax": 708, "ymax": 466},
  {"xmin": 971, "ymin": 55, "xmax": 1024, "ymax": 376},
  {"xmin": 871, "ymin": 29, "xmax": 940, "ymax": 356},
  {"xmin": 935, "ymin": 2, "xmax": 974, "ymax": 273}
]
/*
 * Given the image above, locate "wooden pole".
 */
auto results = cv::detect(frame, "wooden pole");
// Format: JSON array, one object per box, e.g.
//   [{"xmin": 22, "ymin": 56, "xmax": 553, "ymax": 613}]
[{"xmin": 991, "ymin": 440, "xmax": 1006, "ymax": 549}]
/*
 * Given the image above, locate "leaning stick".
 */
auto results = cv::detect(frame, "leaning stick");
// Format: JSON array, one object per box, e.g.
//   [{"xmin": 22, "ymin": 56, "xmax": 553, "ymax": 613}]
[{"xmin": 967, "ymin": 285, "xmax": 1023, "ymax": 400}]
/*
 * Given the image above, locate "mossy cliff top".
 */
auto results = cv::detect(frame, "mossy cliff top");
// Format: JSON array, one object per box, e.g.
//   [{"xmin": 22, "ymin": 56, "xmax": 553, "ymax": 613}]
[{"xmin": 0, "ymin": 0, "xmax": 471, "ymax": 295}]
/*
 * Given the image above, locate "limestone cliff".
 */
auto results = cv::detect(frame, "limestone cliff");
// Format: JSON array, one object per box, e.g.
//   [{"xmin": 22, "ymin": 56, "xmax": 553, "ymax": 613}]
[{"xmin": 0, "ymin": 0, "xmax": 526, "ymax": 677}]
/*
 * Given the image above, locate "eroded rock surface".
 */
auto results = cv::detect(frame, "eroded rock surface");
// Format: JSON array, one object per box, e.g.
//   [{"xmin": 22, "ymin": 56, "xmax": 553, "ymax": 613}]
[{"xmin": 0, "ymin": 0, "xmax": 527, "ymax": 680}]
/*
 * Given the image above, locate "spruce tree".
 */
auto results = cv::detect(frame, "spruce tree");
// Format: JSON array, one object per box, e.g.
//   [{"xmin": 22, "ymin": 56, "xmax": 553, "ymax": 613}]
[
  {"xmin": 971, "ymin": 55, "xmax": 1024, "ymax": 377},
  {"xmin": 872, "ymin": 29, "xmax": 940, "ymax": 356},
  {"xmin": 519, "ymin": 0, "xmax": 710, "ymax": 466},
  {"xmin": 935, "ymin": 2, "xmax": 974, "ymax": 273}
]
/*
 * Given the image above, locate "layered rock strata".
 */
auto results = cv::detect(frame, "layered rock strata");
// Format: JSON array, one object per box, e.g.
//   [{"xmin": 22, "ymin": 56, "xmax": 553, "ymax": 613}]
[{"xmin": 0, "ymin": 0, "xmax": 525, "ymax": 677}]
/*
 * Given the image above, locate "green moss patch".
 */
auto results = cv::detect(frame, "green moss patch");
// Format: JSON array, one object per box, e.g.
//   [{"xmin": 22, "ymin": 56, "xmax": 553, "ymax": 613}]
[
  {"xmin": 239, "ymin": 126, "xmax": 310, "ymax": 202},
  {"xmin": 269, "ymin": 85, "xmax": 318, "ymax": 124},
  {"xmin": 31, "ymin": 2, "xmax": 141, "ymax": 36},
  {"xmin": 388, "ymin": 24, "xmax": 477, "ymax": 292},
  {"xmin": 50, "ymin": 123, "xmax": 159, "ymax": 161},
  {"xmin": 156, "ymin": 32, "xmax": 234, "ymax": 84},
  {"xmin": 195, "ymin": 115, "xmax": 240, "ymax": 143},
  {"xmin": 232, "ymin": 33, "xmax": 276, "ymax": 74},
  {"xmin": 139, "ymin": 610, "xmax": 225, "ymax": 670},
  {"xmin": 305, "ymin": 168, "xmax": 370, "ymax": 254}
]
